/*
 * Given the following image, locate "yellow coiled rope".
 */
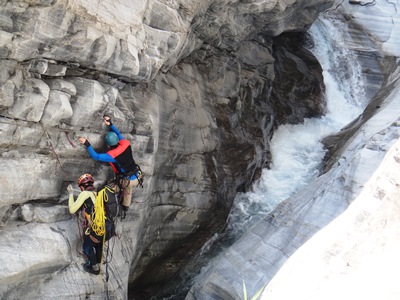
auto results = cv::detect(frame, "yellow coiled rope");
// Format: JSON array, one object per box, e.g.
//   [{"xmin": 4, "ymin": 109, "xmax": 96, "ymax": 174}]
[{"xmin": 91, "ymin": 188, "xmax": 107, "ymax": 236}]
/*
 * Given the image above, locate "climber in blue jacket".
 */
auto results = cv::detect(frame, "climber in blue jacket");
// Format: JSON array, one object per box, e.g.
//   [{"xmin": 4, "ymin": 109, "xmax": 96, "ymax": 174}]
[{"xmin": 78, "ymin": 115, "xmax": 142, "ymax": 211}]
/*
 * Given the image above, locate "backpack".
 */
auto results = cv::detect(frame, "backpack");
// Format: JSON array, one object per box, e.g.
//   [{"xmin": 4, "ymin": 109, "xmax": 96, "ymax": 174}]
[
  {"xmin": 102, "ymin": 185, "xmax": 119, "ymax": 220},
  {"xmin": 91, "ymin": 185, "xmax": 119, "ymax": 241}
]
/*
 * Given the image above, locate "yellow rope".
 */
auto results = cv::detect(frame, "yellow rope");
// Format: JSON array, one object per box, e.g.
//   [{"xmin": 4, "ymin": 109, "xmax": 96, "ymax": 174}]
[
  {"xmin": 91, "ymin": 189, "xmax": 107, "ymax": 236},
  {"xmin": 91, "ymin": 186, "xmax": 115, "ymax": 279}
]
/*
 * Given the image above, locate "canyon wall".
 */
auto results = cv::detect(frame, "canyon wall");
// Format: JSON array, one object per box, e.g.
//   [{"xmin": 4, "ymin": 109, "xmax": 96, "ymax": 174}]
[
  {"xmin": 185, "ymin": 1, "xmax": 400, "ymax": 299},
  {"xmin": 0, "ymin": 0, "xmax": 333, "ymax": 298}
]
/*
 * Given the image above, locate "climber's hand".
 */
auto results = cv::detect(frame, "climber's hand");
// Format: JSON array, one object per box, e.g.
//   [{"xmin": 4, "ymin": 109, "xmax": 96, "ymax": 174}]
[
  {"xmin": 67, "ymin": 184, "xmax": 74, "ymax": 195},
  {"xmin": 78, "ymin": 137, "xmax": 90, "ymax": 147},
  {"xmin": 103, "ymin": 115, "xmax": 112, "ymax": 126}
]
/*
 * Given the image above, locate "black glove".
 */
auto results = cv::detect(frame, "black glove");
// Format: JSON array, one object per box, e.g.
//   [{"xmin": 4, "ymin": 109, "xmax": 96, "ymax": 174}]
[
  {"xmin": 103, "ymin": 115, "xmax": 112, "ymax": 126},
  {"xmin": 84, "ymin": 140, "xmax": 91, "ymax": 147}
]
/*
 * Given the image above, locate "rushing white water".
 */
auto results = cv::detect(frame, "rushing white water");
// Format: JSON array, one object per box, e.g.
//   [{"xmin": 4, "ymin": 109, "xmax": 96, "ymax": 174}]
[
  {"xmin": 227, "ymin": 13, "xmax": 368, "ymax": 236},
  {"xmin": 181, "ymin": 13, "xmax": 369, "ymax": 299}
]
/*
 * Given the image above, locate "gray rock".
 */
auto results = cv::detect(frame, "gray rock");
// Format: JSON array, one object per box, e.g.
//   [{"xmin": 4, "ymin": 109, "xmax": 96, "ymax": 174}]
[
  {"xmin": 263, "ymin": 92, "xmax": 400, "ymax": 300},
  {"xmin": 28, "ymin": 60, "xmax": 67, "ymax": 77},
  {"xmin": 41, "ymin": 90, "xmax": 73, "ymax": 126},
  {"xmin": 20, "ymin": 204, "xmax": 70, "ymax": 223},
  {"xmin": 0, "ymin": 61, "xmax": 23, "ymax": 110},
  {"xmin": 7, "ymin": 78, "xmax": 50, "ymax": 122},
  {"xmin": 0, "ymin": 0, "xmax": 336, "ymax": 299},
  {"xmin": 184, "ymin": 2, "xmax": 400, "ymax": 299}
]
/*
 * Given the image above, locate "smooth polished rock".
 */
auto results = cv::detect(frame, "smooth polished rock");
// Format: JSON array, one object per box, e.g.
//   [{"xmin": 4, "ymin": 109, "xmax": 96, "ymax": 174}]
[
  {"xmin": 7, "ymin": 78, "xmax": 50, "ymax": 122},
  {"xmin": 0, "ymin": 0, "xmax": 333, "ymax": 299},
  {"xmin": 184, "ymin": 2, "xmax": 400, "ymax": 299},
  {"xmin": 262, "ymin": 79, "xmax": 400, "ymax": 300},
  {"xmin": 186, "ymin": 75, "xmax": 400, "ymax": 299}
]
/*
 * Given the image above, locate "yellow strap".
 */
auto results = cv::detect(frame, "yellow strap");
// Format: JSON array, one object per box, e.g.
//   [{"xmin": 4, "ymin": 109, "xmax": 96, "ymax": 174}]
[{"xmin": 103, "ymin": 187, "xmax": 112, "ymax": 203}]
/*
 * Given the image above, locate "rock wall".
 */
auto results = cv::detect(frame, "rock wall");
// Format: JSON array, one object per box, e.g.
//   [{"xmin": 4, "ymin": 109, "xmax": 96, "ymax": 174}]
[
  {"xmin": 185, "ymin": 1, "xmax": 400, "ymax": 299},
  {"xmin": 264, "ymin": 82, "xmax": 400, "ymax": 299},
  {"xmin": 0, "ymin": 0, "xmax": 332, "ymax": 299}
]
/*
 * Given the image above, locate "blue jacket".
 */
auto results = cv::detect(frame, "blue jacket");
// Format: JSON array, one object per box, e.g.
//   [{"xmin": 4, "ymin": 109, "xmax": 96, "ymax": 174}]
[{"xmin": 86, "ymin": 124, "xmax": 138, "ymax": 180}]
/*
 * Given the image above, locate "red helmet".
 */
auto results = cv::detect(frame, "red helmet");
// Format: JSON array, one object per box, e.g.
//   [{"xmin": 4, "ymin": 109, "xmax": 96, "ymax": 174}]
[{"xmin": 78, "ymin": 174, "xmax": 94, "ymax": 187}]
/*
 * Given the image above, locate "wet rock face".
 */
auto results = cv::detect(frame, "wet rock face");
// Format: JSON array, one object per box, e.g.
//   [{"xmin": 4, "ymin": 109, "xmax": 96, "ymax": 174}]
[
  {"xmin": 271, "ymin": 32, "xmax": 326, "ymax": 124},
  {"xmin": 0, "ymin": 0, "xmax": 330, "ymax": 298},
  {"xmin": 184, "ymin": 2, "xmax": 400, "ymax": 300}
]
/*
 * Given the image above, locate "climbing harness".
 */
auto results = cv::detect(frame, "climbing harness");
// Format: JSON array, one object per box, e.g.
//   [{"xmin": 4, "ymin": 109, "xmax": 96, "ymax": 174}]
[{"xmin": 110, "ymin": 167, "xmax": 143, "ymax": 219}]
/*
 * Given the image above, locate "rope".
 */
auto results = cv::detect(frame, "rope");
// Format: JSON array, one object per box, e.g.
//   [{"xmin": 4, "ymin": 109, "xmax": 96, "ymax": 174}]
[
  {"xmin": 98, "ymin": 228, "xmax": 107, "ymax": 284},
  {"xmin": 91, "ymin": 189, "xmax": 106, "ymax": 236},
  {"xmin": 42, "ymin": 125, "xmax": 65, "ymax": 175},
  {"xmin": 75, "ymin": 215, "xmax": 87, "ymax": 259},
  {"xmin": 99, "ymin": 181, "xmax": 122, "ymax": 281},
  {"xmin": 40, "ymin": 123, "xmax": 76, "ymax": 184},
  {"xmin": 104, "ymin": 219, "xmax": 119, "ymax": 282},
  {"xmin": 65, "ymin": 131, "xmax": 76, "ymax": 148},
  {"xmin": 105, "ymin": 239, "xmax": 110, "ymax": 282}
]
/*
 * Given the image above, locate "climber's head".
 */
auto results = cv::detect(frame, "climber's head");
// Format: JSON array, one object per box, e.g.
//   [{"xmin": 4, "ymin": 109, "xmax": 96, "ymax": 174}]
[
  {"xmin": 78, "ymin": 174, "xmax": 94, "ymax": 191},
  {"xmin": 105, "ymin": 132, "xmax": 119, "ymax": 147}
]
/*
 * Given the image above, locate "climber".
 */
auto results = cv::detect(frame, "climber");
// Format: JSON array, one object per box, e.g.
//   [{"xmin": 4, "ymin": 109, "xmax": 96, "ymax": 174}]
[
  {"xmin": 78, "ymin": 115, "xmax": 142, "ymax": 212},
  {"xmin": 68, "ymin": 174, "xmax": 103, "ymax": 275}
]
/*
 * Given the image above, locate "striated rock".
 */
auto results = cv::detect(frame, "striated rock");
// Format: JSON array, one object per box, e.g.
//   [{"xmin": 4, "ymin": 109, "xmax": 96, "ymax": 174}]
[
  {"xmin": 184, "ymin": 2, "xmax": 400, "ymax": 299},
  {"xmin": 27, "ymin": 59, "xmax": 67, "ymax": 77},
  {"xmin": 271, "ymin": 32, "xmax": 326, "ymax": 124},
  {"xmin": 7, "ymin": 78, "xmax": 50, "ymax": 122},
  {"xmin": 20, "ymin": 204, "xmax": 70, "ymax": 223},
  {"xmin": 340, "ymin": 0, "xmax": 400, "ymax": 57},
  {"xmin": 0, "ymin": 0, "xmax": 333, "ymax": 82},
  {"xmin": 0, "ymin": 0, "xmax": 331, "ymax": 299},
  {"xmin": 0, "ymin": 60, "xmax": 23, "ymax": 110},
  {"xmin": 186, "ymin": 74, "xmax": 400, "ymax": 299},
  {"xmin": 65, "ymin": 77, "xmax": 110, "ymax": 127},
  {"xmin": 264, "ymin": 119, "xmax": 400, "ymax": 300}
]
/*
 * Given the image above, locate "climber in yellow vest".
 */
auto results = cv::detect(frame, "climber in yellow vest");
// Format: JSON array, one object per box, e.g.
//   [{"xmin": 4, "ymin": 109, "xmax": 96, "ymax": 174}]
[{"xmin": 68, "ymin": 174, "xmax": 103, "ymax": 275}]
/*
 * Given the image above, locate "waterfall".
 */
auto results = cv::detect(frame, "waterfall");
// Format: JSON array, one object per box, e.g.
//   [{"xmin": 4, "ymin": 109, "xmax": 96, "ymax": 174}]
[
  {"xmin": 180, "ymin": 12, "xmax": 370, "ymax": 298},
  {"xmin": 227, "ymin": 12, "xmax": 368, "ymax": 239}
]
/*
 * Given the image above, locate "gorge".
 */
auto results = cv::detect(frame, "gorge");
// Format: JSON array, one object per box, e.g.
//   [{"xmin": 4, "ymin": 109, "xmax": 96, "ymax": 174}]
[{"xmin": 0, "ymin": 0, "xmax": 399, "ymax": 299}]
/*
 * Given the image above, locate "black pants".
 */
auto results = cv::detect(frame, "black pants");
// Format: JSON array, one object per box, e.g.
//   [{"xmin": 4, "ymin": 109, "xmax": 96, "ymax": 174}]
[{"xmin": 82, "ymin": 233, "xmax": 103, "ymax": 266}]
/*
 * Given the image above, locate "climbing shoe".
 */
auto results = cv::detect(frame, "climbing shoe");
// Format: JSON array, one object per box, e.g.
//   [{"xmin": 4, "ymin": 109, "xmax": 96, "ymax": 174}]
[{"xmin": 82, "ymin": 263, "xmax": 100, "ymax": 275}]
